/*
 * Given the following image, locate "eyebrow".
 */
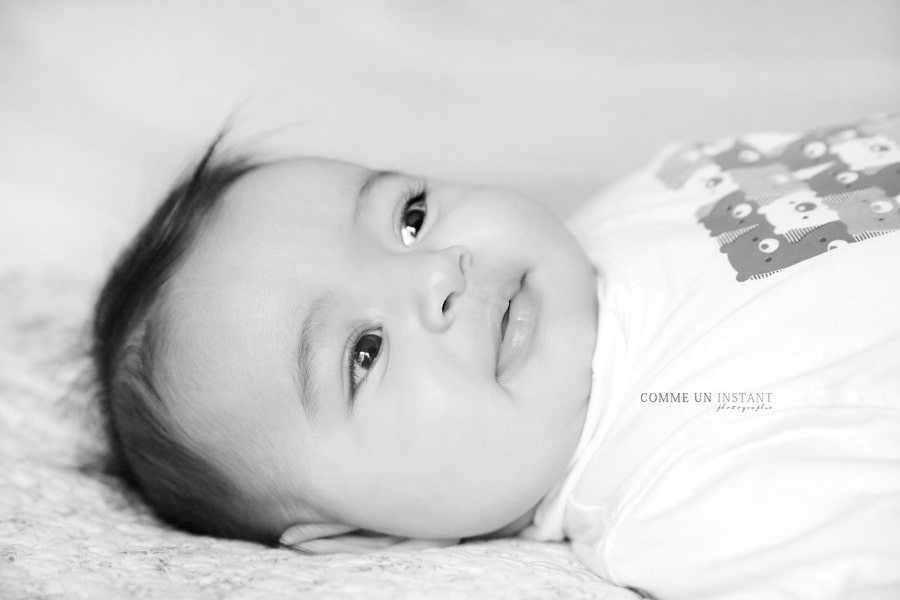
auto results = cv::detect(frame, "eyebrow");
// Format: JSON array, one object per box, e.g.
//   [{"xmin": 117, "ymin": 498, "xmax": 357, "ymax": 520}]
[
  {"xmin": 297, "ymin": 292, "xmax": 330, "ymax": 426},
  {"xmin": 354, "ymin": 170, "xmax": 397, "ymax": 221}
]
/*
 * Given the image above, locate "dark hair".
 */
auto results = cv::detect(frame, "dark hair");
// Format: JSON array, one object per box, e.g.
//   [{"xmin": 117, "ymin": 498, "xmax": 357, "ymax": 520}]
[{"xmin": 91, "ymin": 136, "xmax": 274, "ymax": 543}]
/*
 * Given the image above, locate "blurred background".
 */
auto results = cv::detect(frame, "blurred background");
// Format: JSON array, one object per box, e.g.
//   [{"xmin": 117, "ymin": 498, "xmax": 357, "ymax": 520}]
[{"xmin": 1, "ymin": 0, "xmax": 899, "ymax": 276}]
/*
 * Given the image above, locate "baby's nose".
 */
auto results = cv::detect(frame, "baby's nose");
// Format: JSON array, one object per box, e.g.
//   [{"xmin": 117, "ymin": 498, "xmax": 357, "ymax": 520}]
[{"xmin": 415, "ymin": 246, "xmax": 470, "ymax": 332}]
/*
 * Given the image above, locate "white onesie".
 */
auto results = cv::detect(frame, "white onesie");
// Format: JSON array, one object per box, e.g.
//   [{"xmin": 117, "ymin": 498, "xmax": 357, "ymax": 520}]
[{"xmin": 524, "ymin": 115, "xmax": 900, "ymax": 600}]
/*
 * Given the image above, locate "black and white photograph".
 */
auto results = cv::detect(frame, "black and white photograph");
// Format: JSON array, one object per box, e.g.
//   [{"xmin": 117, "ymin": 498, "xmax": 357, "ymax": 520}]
[{"xmin": 2, "ymin": 2, "xmax": 899, "ymax": 598}]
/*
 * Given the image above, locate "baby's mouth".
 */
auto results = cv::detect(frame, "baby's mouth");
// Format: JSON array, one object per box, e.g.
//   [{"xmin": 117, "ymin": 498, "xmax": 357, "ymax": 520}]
[
  {"xmin": 494, "ymin": 274, "xmax": 535, "ymax": 382},
  {"xmin": 492, "ymin": 284, "xmax": 515, "ymax": 378},
  {"xmin": 499, "ymin": 301, "xmax": 511, "ymax": 343}
]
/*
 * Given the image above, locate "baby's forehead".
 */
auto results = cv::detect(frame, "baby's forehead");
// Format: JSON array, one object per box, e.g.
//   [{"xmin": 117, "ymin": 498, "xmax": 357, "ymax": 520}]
[
  {"xmin": 190, "ymin": 156, "xmax": 368, "ymax": 251},
  {"xmin": 146, "ymin": 159, "xmax": 392, "ymax": 480},
  {"xmin": 168, "ymin": 155, "xmax": 387, "ymax": 316},
  {"xmin": 225, "ymin": 156, "xmax": 370, "ymax": 208}
]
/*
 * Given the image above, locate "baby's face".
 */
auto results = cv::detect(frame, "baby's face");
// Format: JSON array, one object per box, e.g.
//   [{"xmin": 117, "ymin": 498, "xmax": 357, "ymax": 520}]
[{"xmin": 160, "ymin": 157, "xmax": 597, "ymax": 539}]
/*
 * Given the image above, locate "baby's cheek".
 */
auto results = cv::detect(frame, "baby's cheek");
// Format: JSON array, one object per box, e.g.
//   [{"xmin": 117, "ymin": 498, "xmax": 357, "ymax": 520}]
[{"xmin": 443, "ymin": 187, "xmax": 554, "ymax": 245}]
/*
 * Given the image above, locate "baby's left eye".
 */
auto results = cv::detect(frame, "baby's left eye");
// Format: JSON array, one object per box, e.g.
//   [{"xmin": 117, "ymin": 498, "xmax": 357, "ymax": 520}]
[{"xmin": 400, "ymin": 189, "xmax": 428, "ymax": 246}]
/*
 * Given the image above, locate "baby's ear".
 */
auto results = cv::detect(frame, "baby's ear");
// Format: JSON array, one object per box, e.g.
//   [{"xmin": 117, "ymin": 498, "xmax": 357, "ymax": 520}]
[{"xmin": 279, "ymin": 522, "xmax": 459, "ymax": 555}]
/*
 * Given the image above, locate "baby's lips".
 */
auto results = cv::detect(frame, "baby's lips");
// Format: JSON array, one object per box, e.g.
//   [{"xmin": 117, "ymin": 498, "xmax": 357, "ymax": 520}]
[
  {"xmin": 464, "ymin": 275, "xmax": 523, "ymax": 363},
  {"xmin": 496, "ymin": 275, "xmax": 533, "ymax": 382}
]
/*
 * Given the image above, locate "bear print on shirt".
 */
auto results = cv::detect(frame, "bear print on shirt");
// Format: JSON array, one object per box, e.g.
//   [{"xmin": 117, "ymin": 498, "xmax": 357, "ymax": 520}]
[{"xmin": 655, "ymin": 114, "xmax": 900, "ymax": 281}]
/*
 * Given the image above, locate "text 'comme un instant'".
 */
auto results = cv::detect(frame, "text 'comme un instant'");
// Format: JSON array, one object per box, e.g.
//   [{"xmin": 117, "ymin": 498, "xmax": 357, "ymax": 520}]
[{"xmin": 640, "ymin": 392, "xmax": 774, "ymax": 413}]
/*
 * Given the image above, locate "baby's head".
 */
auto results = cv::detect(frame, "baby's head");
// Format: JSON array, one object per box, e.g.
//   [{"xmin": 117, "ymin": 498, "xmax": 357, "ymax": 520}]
[{"xmin": 92, "ymin": 138, "xmax": 598, "ymax": 546}]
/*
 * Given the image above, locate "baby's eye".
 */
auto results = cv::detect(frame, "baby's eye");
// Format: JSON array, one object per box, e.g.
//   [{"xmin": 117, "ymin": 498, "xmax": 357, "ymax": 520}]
[
  {"xmin": 349, "ymin": 331, "xmax": 382, "ymax": 394},
  {"xmin": 399, "ymin": 188, "xmax": 428, "ymax": 246}
]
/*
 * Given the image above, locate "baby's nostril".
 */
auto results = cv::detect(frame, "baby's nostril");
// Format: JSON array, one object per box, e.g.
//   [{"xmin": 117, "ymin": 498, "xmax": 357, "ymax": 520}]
[{"xmin": 442, "ymin": 296, "xmax": 451, "ymax": 314}]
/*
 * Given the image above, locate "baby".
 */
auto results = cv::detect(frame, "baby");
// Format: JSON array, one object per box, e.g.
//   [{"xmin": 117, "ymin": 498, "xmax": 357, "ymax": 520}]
[
  {"xmin": 91, "ymin": 136, "xmax": 598, "ymax": 547},
  {"xmin": 93, "ymin": 116, "xmax": 900, "ymax": 599}
]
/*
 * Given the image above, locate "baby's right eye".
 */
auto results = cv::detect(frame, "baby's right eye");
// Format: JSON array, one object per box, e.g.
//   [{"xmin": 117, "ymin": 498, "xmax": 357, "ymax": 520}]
[{"xmin": 348, "ymin": 331, "xmax": 382, "ymax": 395}]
